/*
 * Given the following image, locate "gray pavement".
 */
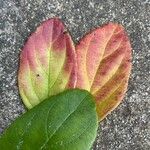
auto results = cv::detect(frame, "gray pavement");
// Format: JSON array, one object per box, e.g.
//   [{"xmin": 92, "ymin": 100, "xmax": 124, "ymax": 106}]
[{"xmin": 0, "ymin": 0, "xmax": 150, "ymax": 149}]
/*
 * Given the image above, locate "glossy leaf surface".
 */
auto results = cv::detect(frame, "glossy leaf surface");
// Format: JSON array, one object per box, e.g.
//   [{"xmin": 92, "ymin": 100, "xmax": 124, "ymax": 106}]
[
  {"xmin": 76, "ymin": 23, "xmax": 132, "ymax": 120},
  {"xmin": 18, "ymin": 18, "xmax": 76, "ymax": 109},
  {"xmin": 0, "ymin": 89, "xmax": 98, "ymax": 150}
]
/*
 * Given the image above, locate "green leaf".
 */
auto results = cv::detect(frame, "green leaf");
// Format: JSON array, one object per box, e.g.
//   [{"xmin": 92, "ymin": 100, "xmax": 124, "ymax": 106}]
[{"xmin": 0, "ymin": 89, "xmax": 98, "ymax": 150}]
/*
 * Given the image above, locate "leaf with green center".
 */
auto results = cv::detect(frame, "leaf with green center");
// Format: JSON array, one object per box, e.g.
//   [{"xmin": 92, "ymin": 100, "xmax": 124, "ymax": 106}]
[
  {"xmin": 18, "ymin": 18, "xmax": 76, "ymax": 109},
  {"xmin": 0, "ymin": 89, "xmax": 98, "ymax": 150},
  {"xmin": 76, "ymin": 23, "xmax": 132, "ymax": 120}
]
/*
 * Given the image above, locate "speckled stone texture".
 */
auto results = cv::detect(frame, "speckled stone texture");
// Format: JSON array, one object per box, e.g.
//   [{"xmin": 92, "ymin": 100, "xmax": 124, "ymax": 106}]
[{"xmin": 0, "ymin": 0, "xmax": 150, "ymax": 149}]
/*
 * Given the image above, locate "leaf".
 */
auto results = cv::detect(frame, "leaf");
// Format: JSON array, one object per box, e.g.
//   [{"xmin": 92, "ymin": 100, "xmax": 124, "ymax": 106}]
[
  {"xmin": 0, "ymin": 89, "xmax": 98, "ymax": 150},
  {"xmin": 76, "ymin": 23, "xmax": 132, "ymax": 120},
  {"xmin": 18, "ymin": 18, "xmax": 76, "ymax": 109}
]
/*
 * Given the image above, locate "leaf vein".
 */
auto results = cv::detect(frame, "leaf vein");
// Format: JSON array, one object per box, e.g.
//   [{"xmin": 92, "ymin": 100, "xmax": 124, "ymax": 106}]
[
  {"xmin": 26, "ymin": 51, "xmax": 40, "ymax": 102},
  {"xmin": 41, "ymin": 93, "xmax": 89, "ymax": 148},
  {"xmin": 90, "ymin": 26, "xmax": 118, "ymax": 89}
]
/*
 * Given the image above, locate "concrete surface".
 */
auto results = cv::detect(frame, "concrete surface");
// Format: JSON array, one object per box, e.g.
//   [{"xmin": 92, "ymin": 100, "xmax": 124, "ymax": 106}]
[{"xmin": 0, "ymin": 0, "xmax": 150, "ymax": 149}]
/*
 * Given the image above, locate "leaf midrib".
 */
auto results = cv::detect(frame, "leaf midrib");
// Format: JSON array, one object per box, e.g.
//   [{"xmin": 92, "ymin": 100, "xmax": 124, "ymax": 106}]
[{"xmin": 41, "ymin": 93, "xmax": 89, "ymax": 149}]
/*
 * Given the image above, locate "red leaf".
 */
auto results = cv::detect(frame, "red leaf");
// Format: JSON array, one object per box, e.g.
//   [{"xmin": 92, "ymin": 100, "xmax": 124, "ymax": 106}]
[
  {"xmin": 18, "ymin": 18, "xmax": 76, "ymax": 108},
  {"xmin": 76, "ymin": 23, "xmax": 132, "ymax": 120}
]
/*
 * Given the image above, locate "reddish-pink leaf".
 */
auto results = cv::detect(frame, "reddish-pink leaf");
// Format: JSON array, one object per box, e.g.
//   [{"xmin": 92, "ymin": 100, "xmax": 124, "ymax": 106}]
[
  {"xmin": 18, "ymin": 18, "xmax": 76, "ymax": 109},
  {"xmin": 76, "ymin": 23, "xmax": 132, "ymax": 120}
]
